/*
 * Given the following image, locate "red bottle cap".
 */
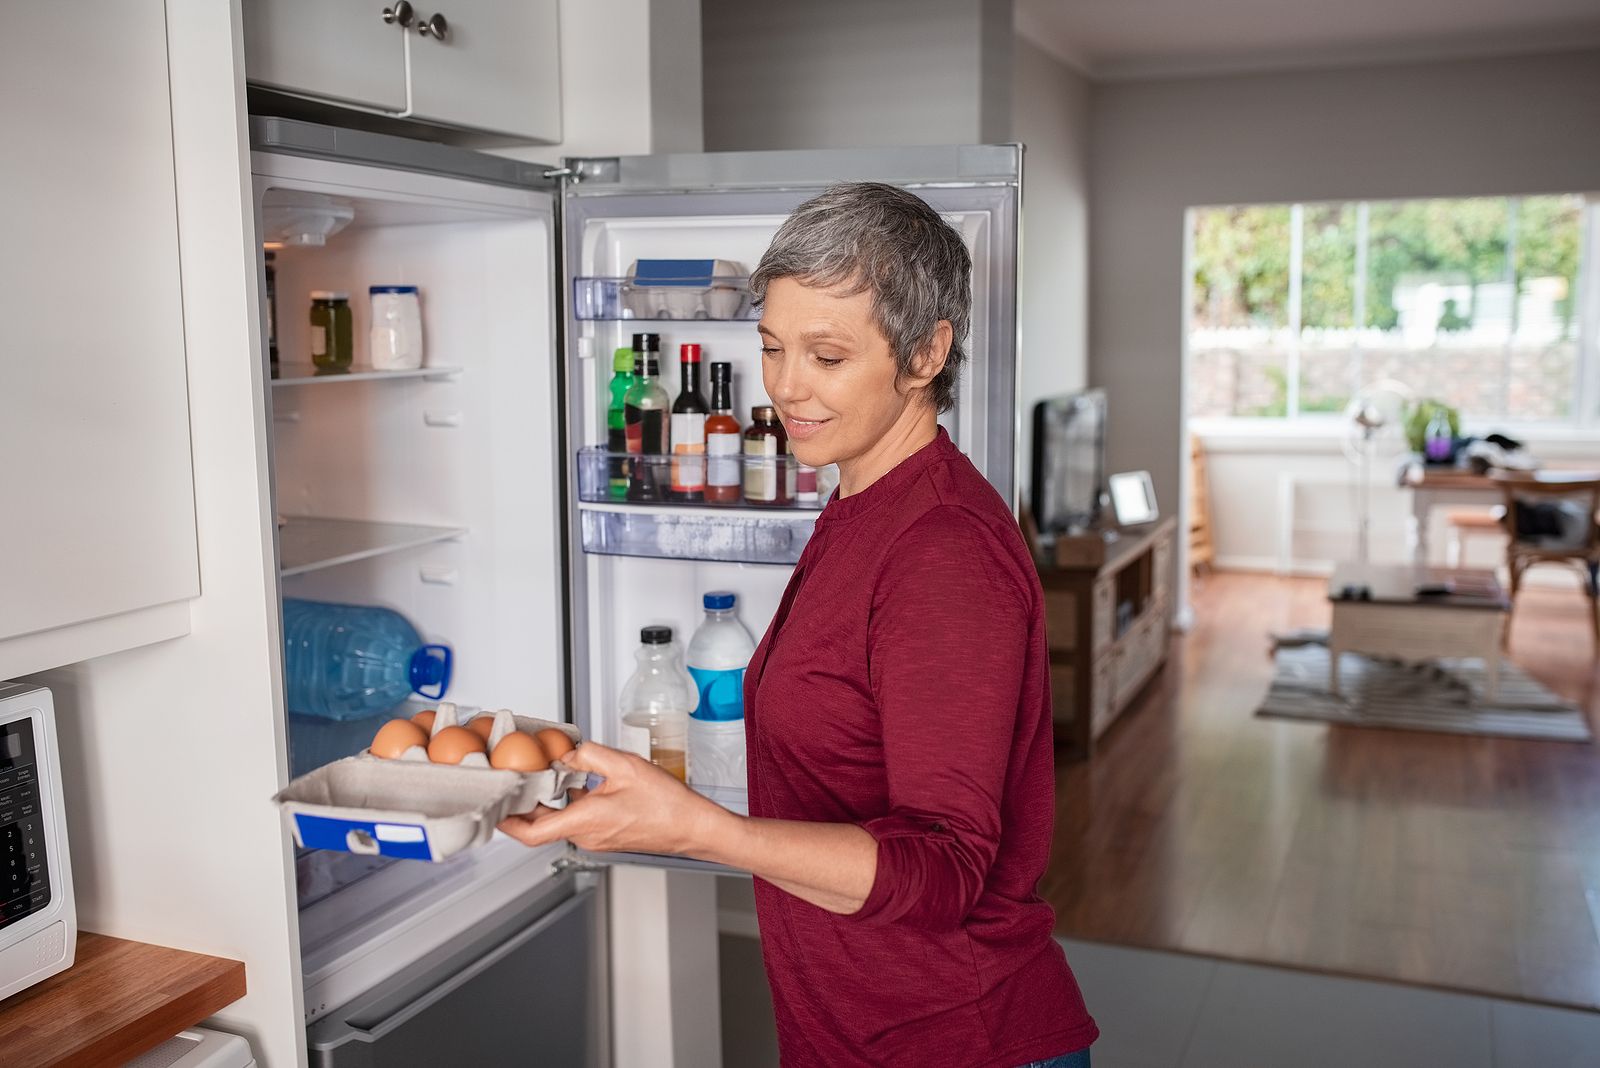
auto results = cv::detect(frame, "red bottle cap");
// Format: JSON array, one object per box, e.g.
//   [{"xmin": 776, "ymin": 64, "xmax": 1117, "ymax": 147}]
[{"xmin": 679, "ymin": 343, "xmax": 702, "ymax": 362}]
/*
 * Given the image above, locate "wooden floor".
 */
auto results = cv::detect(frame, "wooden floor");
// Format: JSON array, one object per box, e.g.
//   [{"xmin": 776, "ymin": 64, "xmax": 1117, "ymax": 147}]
[{"xmin": 1044, "ymin": 571, "xmax": 1600, "ymax": 1012}]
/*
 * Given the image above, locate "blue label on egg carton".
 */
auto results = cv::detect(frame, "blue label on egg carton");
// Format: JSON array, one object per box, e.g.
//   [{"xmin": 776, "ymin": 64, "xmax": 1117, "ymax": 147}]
[
  {"xmin": 634, "ymin": 259, "xmax": 716, "ymax": 287},
  {"xmin": 294, "ymin": 812, "xmax": 434, "ymax": 860}
]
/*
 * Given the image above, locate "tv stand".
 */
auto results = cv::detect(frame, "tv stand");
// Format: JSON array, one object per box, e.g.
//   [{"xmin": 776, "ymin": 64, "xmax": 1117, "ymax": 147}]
[{"xmin": 1036, "ymin": 517, "xmax": 1175, "ymax": 758}]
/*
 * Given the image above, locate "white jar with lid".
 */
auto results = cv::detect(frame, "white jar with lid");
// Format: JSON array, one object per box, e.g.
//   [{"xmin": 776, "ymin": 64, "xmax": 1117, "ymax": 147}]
[{"xmin": 368, "ymin": 285, "xmax": 423, "ymax": 370}]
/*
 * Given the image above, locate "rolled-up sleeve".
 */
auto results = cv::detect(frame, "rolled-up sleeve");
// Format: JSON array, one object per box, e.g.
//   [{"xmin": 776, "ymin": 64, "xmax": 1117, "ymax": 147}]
[{"xmin": 847, "ymin": 506, "xmax": 1027, "ymax": 931}]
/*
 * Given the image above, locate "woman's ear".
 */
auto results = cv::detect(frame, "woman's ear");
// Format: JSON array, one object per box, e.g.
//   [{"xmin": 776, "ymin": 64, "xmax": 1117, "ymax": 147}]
[{"xmin": 902, "ymin": 320, "xmax": 953, "ymax": 396}]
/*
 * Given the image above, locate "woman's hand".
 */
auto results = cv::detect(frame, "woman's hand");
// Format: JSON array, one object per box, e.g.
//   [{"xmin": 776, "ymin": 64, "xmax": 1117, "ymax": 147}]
[{"xmin": 496, "ymin": 741, "xmax": 728, "ymax": 857}]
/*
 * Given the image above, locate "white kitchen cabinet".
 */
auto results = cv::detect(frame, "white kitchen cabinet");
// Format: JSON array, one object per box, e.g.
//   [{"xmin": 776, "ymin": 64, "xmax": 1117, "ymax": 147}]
[
  {"xmin": 243, "ymin": 0, "xmax": 562, "ymax": 144},
  {"xmin": 0, "ymin": 1, "xmax": 198, "ymax": 675},
  {"xmin": 408, "ymin": 0, "xmax": 562, "ymax": 143},
  {"xmin": 244, "ymin": 0, "xmax": 410, "ymax": 113}
]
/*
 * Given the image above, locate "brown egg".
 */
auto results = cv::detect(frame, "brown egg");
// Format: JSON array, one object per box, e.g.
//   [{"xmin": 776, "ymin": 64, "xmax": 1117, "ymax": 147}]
[
  {"xmin": 411, "ymin": 709, "xmax": 437, "ymax": 733},
  {"xmin": 371, "ymin": 719, "xmax": 429, "ymax": 760},
  {"xmin": 535, "ymin": 728, "xmax": 575, "ymax": 762},
  {"xmin": 428, "ymin": 725, "xmax": 488, "ymax": 765},
  {"xmin": 490, "ymin": 731, "xmax": 550, "ymax": 773},
  {"xmin": 467, "ymin": 715, "xmax": 497, "ymax": 742}
]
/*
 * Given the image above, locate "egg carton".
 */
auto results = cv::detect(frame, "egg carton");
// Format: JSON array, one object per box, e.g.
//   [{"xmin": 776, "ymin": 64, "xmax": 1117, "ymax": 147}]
[{"xmin": 274, "ymin": 702, "xmax": 585, "ymax": 862}]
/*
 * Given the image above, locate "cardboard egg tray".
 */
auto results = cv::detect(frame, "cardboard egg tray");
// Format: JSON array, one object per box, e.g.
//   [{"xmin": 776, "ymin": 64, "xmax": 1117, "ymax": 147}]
[{"xmin": 274, "ymin": 702, "xmax": 585, "ymax": 861}]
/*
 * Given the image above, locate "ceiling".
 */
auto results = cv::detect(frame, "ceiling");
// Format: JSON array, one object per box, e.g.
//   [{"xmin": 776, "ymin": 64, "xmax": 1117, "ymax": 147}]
[{"xmin": 1015, "ymin": 0, "xmax": 1600, "ymax": 80}]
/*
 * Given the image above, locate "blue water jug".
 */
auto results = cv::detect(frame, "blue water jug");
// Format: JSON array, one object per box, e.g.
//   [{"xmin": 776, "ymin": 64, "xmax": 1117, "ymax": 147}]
[{"xmin": 281, "ymin": 598, "xmax": 452, "ymax": 720}]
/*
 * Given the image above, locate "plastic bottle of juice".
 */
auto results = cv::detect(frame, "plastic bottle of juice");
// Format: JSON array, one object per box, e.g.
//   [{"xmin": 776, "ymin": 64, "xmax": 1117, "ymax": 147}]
[
  {"xmin": 686, "ymin": 592, "xmax": 754, "ymax": 791},
  {"xmin": 618, "ymin": 625, "xmax": 693, "ymax": 782}
]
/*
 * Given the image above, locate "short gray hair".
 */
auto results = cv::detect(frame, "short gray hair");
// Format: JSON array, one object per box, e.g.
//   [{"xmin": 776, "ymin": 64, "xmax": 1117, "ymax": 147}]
[{"xmin": 750, "ymin": 182, "xmax": 971, "ymax": 413}]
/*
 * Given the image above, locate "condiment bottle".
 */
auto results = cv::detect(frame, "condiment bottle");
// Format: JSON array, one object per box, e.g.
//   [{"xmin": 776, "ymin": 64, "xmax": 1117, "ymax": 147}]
[
  {"xmin": 624, "ymin": 333, "xmax": 669, "ymax": 501},
  {"xmin": 606, "ymin": 347, "xmax": 635, "ymax": 500},
  {"xmin": 744, "ymin": 406, "xmax": 790, "ymax": 505},
  {"xmin": 705, "ymin": 363, "xmax": 742, "ymax": 505},
  {"xmin": 670, "ymin": 343, "xmax": 709, "ymax": 502},
  {"xmin": 309, "ymin": 291, "xmax": 353, "ymax": 371}
]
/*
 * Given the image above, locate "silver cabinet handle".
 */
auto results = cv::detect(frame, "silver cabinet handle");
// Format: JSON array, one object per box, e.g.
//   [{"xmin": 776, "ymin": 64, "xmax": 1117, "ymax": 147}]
[
  {"xmin": 417, "ymin": 12, "xmax": 449, "ymax": 40},
  {"xmin": 381, "ymin": 1, "xmax": 413, "ymax": 26}
]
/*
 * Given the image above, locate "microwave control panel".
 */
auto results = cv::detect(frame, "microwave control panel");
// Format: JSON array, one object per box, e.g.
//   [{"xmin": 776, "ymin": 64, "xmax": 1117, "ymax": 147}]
[{"xmin": 0, "ymin": 718, "xmax": 49, "ymax": 931}]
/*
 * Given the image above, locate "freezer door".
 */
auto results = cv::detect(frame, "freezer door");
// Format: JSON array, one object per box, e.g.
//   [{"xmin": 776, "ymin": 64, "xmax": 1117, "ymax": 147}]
[
  {"xmin": 561, "ymin": 144, "xmax": 1021, "ymax": 502},
  {"xmin": 308, "ymin": 870, "xmax": 605, "ymax": 1067}
]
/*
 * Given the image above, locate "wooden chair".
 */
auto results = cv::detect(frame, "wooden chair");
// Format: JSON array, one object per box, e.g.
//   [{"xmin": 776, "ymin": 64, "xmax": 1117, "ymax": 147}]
[
  {"xmin": 1445, "ymin": 507, "xmax": 1505, "ymax": 567},
  {"xmin": 1497, "ymin": 474, "xmax": 1600, "ymax": 649}
]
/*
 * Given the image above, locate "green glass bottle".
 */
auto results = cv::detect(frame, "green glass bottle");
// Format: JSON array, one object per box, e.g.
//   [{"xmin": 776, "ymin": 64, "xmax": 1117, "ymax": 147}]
[{"xmin": 607, "ymin": 346, "xmax": 635, "ymax": 500}]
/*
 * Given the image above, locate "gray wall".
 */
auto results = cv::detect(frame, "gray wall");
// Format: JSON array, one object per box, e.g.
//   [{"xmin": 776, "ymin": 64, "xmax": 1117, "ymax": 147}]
[
  {"xmin": 701, "ymin": 0, "xmax": 1013, "ymax": 150},
  {"xmin": 1012, "ymin": 37, "xmax": 1091, "ymax": 439},
  {"xmin": 1089, "ymin": 48, "xmax": 1600, "ymax": 538}
]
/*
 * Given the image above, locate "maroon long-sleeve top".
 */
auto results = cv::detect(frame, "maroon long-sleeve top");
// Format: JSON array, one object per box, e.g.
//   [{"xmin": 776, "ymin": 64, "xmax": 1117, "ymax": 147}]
[{"xmin": 745, "ymin": 428, "xmax": 1098, "ymax": 1067}]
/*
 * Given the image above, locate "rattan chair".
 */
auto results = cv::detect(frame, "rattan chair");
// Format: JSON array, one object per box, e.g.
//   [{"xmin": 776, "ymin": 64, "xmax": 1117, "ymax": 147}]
[{"xmin": 1497, "ymin": 473, "xmax": 1600, "ymax": 649}]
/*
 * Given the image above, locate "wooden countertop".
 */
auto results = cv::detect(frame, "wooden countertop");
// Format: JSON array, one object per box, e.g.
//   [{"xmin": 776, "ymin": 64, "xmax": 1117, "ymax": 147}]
[{"xmin": 0, "ymin": 931, "xmax": 246, "ymax": 1068}]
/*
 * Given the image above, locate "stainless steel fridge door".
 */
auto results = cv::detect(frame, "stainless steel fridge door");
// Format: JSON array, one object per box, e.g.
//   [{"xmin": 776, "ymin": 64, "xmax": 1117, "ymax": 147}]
[
  {"xmin": 559, "ymin": 145, "xmax": 1021, "ymax": 765},
  {"xmin": 307, "ymin": 869, "xmax": 606, "ymax": 1067}
]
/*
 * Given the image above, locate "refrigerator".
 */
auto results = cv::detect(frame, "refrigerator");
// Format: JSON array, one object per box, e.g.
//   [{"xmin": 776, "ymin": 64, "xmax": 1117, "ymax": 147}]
[{"xmin": 250, "ymin": 117, "xmax": 1020, "ymax": 1065}]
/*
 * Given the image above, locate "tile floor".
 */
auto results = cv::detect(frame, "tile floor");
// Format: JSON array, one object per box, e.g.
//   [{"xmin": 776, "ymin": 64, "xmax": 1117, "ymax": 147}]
[
  {"xmin": 718, "ymin": 932, "xmax": 1600, "ymax": 1067},
  {"xmin": 1062, "ymin": 939, "xmax": 1600, "ymax": 1068}
]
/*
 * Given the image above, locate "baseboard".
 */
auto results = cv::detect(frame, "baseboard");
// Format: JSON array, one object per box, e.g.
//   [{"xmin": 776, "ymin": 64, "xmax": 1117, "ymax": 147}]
[{"xmin": 1209, "ymin": 555, "xmax": 1588, "ymax": 590}]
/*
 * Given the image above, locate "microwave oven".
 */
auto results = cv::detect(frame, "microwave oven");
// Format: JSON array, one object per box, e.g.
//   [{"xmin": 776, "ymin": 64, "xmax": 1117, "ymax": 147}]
[{"xmin": 0, "ymin": 683, "xmax": 74, "ymax": 1001}]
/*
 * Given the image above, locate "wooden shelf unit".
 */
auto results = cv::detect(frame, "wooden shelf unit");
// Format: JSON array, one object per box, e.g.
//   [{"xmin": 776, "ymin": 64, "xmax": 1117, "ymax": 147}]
[{"xmin": 1039, "ymin": 516, "xmax": 1176, "ymax": 757}]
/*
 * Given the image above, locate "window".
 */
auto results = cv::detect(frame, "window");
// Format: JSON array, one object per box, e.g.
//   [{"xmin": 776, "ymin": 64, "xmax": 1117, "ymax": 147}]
[{"xmin": 1187, "ymin": 194, "xmax": 1593, "ymax": 424}]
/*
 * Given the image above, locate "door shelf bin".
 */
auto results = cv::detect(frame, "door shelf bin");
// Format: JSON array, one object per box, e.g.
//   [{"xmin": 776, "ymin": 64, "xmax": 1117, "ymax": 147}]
[
  {"xmin": 579, "ymin": 507, "xmax": 814, "ymax": 565},
  {"xmin": 576, "ymin": 446, "xmax": 823, "ymax": 510},
  {"xmin": 572, "ymin": 277, "xmax": 757, "ymax": 321}
]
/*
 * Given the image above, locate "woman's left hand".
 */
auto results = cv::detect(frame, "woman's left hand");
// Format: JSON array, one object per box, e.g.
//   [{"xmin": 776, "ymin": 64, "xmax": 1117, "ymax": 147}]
[{"xmin": 496, "ymin": 741, "xmax": 726, "ymax": 856}]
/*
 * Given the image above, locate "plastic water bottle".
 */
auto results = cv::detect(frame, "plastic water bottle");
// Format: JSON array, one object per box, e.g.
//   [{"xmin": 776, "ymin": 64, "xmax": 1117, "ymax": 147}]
[
  {"xmin": 618, "ymin": 626, "xmax": 694, "ymax": 782},
  {"xmin": 281, "ymin": 599, "xmax": 452, "ymax": 721},
  {"xmin": 686, "ymin": 592, "xmax": 754, "ymax": 791}
]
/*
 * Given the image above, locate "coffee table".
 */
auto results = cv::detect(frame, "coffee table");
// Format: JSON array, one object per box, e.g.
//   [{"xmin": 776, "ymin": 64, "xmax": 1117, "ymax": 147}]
[{"xmin": 1327, "ymin": 564, "xmax": 1509, "ymax": 701}]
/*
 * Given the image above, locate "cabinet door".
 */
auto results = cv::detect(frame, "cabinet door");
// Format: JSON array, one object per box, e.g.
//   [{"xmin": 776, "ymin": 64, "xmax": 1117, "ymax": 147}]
[
  {"xmin": 408, "ymin": 0, "xmax": 561, "ymax": 142},
  {"xmin": 0, "ymin": 2, "xmax": 199, "ymax": 643},
  {"xmin": 244, "ymin": 0, "xmax": 408, "ymax": 112}
]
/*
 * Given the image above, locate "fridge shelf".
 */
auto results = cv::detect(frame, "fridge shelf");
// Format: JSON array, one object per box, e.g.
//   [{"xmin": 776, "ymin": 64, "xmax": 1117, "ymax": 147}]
[
  {"xmin": 279, "ymin": 517, "xmax": 467, "ymax": 577},
  {"xmin": 579, "ymin": 505, "xmax": 815, "ymax": 565},
  {"xmin": 572, "ymin": 276, "xmax": 757, "ymax": 322},
  {"xmin": 576, "ymin": 445, "xmax": 824, "ymax": 511},
  {"xmin": 271, "ymin": 362, "xmax": 463, "ymax": 386}
]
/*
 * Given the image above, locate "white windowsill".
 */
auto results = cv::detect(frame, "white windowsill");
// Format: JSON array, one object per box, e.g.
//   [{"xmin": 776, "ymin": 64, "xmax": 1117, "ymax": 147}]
[{"xmin": 1191, "ymin": 417, "xmax": 1600, "ymax": 457}]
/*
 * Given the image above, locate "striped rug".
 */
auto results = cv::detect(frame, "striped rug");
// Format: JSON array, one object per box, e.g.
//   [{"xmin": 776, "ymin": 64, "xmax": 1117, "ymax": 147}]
[{"xmin": 1255, "ymin": 644, "xmax": 1592, "ymax": 742}]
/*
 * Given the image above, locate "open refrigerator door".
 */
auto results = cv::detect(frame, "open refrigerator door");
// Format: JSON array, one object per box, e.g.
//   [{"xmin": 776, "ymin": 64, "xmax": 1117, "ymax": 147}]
[{"xmin": 558, "ymin": 146, "xmax": 1022, "ymax": 823}]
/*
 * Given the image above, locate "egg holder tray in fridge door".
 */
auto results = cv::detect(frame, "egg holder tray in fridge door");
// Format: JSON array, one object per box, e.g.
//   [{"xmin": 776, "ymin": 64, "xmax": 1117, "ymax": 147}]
[{"xmin": 274, "ymin": 702, "xmax": 585, "ymax": 862}]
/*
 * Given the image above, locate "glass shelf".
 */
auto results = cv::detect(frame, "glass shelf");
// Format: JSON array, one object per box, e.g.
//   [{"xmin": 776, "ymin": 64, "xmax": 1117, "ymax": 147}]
[
  {"xmin": 279, "ymin": 517, "xmax": 467, "ymax": 577},
  {"xmin": 271, "ymin": 362, "xmax": 463, "ymax": 386},
  {"xmin": 576, "ymin": 445, "xmax": 824, "ymax": 510},
  {"xmin": 572, "ymin": 276, "xmax": 756, "ymax": 322}
]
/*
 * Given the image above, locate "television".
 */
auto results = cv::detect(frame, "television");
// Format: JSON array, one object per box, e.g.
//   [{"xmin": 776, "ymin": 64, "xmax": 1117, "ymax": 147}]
[{"xmin": 1030, "ymin": 389, "xmax": 1107, "ymax": 539}]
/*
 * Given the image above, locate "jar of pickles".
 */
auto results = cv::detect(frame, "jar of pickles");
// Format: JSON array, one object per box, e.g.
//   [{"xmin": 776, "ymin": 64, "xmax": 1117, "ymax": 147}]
[{"xmin": 309, "ymin": 291, "xmax": 353, "ymax": 371}]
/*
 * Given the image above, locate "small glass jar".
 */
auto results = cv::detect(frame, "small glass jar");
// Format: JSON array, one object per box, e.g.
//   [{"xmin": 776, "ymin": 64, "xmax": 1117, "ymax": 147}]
[
  {"xmin": 368, "ymin": 285, "xmax": 424, "ymax": 371},
  {"xmin": 744, "ymin": 406, "xmax": 791, "ymax": 505},
  {"xmin": 309, "ymin": 291, "xmax": 353, "ymax": 371}
]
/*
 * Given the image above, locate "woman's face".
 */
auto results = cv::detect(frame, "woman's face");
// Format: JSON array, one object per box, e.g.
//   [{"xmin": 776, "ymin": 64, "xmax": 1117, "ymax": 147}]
[{"xmin": 757, "ymin": 276, "xmax": 935, "ymax": 470}]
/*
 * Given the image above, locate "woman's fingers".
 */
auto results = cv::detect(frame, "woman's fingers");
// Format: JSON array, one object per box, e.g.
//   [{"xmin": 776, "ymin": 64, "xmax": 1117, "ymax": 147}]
[
  {"xmin": 497, "ymin": 802, "xmax": 581, "ymax": 847},
  {"xmin": 557, "ymin": 741, "xmax": 633, "ymax": 780}
]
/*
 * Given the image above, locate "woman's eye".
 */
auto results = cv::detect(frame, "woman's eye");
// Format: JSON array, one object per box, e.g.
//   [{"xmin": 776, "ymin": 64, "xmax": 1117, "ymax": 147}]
[
  {"xmin": 815, "ymin": 356, "xmax": 843, "ymax": 368},
  {"xmin": 760, "ymin": 346, "xmax": 782, "ymax": 358}
]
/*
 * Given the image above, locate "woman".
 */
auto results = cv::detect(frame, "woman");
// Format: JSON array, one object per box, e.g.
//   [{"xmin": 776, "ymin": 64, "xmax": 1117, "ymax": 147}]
[{"xmin": 500, "ymin": 182, "xmax": 1097, "ymax": 1067}]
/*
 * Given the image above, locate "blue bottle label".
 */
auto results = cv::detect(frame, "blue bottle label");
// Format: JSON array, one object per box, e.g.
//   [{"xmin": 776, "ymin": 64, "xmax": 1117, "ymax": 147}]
[{"xmin": 689, "ymin": 666, "xmax": 746, "ymax": 721}]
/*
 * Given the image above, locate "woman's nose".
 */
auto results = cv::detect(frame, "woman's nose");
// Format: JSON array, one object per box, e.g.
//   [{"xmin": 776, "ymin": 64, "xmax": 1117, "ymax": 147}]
[{"xmin": 767, "ymin": 353, "xmax": 809, "ymax": 405}]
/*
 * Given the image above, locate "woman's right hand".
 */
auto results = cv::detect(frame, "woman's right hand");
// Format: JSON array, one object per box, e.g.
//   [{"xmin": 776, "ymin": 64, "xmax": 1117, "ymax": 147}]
[{"xmin": 496, "ymin": 741, "xmax": 728, "ymax": 857}]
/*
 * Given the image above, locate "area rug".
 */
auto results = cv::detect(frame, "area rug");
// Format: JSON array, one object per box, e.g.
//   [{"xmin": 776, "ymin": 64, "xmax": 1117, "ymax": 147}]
[{"xmin": 1255, "ymin": 644, "xmax": 1592, "ymax": 742}]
